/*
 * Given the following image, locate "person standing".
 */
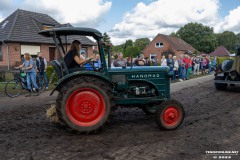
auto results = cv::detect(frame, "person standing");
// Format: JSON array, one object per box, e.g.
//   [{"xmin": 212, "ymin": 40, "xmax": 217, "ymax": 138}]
[
  {"xmin": 183, "ymin": 54, "xmax": 190, "ymax": 80},
  {"xmin": 161, "ymin": 55, "xmax": 167, "ymax": 66},
  {"xmin": 193, "ymin": 56, "xmax": 200, "ymax": 75},
  {"xmin": 36, "ymin": 52, "xmax": 48, "ymax": 90},
  {"xmin": 173, "ymin": 56, "xmax": 179, "ymax": 82},
  {"xmin": 167, "ymin": 54, "xmax": 174, "ymax": 72},
  {"xmin": 15, "ymin": 53, "xmax": 39, "ymax": 96},
  {"xmin": 212, "ymin": 56, "xmax": 217, "ymax": 71},
  {"xmin": 134, "ymin": 54, "xmax": 145, "ymax": 66},
  {"xmin": 145, "ymin": 57, "xmax": 151, "ymax": 66},
  {"xmin": 94, "ymin": 54, "xmax": 101, "ymax": 69},
  {"xmin": 188, "ymin": 55, "xmax": 193, "ymax": 76},
  {"xmin": 113, "ymin": 53, "xmax": 126, "ymax": 67},
  {"xmin": 152, "ymin": 56, "xmax": 158, "ymax": 66},
  {"xmin": 201, "ymin": 57, "xmax": 207, "ymax": 75},
  {"xmin": 178, "ymin": 54, "xmax": 184, "ymax": 81}
]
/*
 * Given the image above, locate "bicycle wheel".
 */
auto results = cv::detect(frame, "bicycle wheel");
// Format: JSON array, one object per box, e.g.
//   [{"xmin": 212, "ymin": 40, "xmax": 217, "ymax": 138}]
[{"xmin": 5, "ymin": 79, "xmax": 23, "ymax": 98}]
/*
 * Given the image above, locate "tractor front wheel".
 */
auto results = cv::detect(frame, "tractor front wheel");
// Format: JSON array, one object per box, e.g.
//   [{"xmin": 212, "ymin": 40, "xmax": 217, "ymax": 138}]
[{"xmin": 155, "ymin": 100, "xmax": 185, "ymax": 130}]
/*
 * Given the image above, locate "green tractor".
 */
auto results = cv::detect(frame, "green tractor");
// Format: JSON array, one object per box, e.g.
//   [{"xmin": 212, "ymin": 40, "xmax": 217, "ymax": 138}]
[{"xmin": 39, "ymin": 27, "xmax": 185, "ymax": 133}]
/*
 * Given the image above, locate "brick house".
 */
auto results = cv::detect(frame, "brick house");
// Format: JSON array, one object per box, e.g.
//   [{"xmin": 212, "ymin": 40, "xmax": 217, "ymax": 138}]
[
  {"xmin": 142, "ymin": 34, "xmax": 196, "ymax": 61},
  {"xmin": 0, "ymin": 9, "xmax": 96, "ymax": 70}
]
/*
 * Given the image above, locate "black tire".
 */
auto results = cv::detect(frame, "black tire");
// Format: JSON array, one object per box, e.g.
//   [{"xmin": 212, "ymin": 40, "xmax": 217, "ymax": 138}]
[
  {"xmin": 156, "ymin": 100, "xmax": 185, "ymax": 130},
  {"xmin": 56, "ymin": 76, "xmax": 114, "ymax": 134},
  {"xmin": 5, "ymin": 79, "xmax": 23, "ymax": 98},
  {"xmin": 142, "ymin": 103, "xmax": 158, "ymax": 115}
]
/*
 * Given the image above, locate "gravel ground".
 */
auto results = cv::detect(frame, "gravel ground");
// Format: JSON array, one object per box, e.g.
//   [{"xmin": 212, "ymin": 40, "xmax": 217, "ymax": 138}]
[{"xmin": 0, "ymin": 75, "xmax": 239, "ymax": 160}]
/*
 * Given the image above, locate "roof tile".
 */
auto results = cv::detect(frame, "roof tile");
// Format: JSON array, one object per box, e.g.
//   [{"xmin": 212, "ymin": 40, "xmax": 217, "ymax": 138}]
[{"xmin": 0, "ymin": 9, "xmax": 95, "ymax": 46}]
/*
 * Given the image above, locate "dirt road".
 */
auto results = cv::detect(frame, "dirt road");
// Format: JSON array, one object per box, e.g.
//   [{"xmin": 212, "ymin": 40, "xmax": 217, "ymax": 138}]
[{"xmin": 0, "ymin": 76, "xmax": 239, "ymax": 160}]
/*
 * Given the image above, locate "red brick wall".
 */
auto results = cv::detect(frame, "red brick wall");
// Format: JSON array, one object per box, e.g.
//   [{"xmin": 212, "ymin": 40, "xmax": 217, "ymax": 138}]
[
  {"xmin": 41, "ymin": 44, "xmax": 94, "ymax": 61},
  {"xmin": 40, "ymin": 44, "xmax": 51, "ymax": 62},
  {"xmin": 143, "ymin": 35, "xmax": 183, "ymax": 61},
  {"xmin": 86, "ymin": 46, "xmax": 94, "ymax": 57},
  {"xmin": 0, "ymin": 43, "xmax": 96, "ymax": 70},
  {"xmin": 0, "ymin": 43, "xmax": 21, "ymax": 69}
]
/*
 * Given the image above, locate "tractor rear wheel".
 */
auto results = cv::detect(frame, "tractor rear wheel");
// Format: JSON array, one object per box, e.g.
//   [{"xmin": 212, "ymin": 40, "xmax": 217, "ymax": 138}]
[
  {"xmin": 56, "ymin": 76, "xmax": 114, "ymax": 133},
  {"xmin": 155, "ymin": 100, "xmax": 185, "ymax": 130}
]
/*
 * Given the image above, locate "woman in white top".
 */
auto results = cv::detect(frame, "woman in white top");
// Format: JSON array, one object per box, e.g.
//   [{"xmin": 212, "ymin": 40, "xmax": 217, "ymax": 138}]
[
  {"xmin": 161, "ymin": 55, "xmax": 167, "ymax": 66},
  {"xmin": 173, "ymin": 56, "xmax": 179, "ymax": 81}
]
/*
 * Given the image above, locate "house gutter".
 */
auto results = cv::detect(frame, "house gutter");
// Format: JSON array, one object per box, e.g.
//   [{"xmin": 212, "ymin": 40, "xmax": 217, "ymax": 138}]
[{"xmin": 2, "ymin": 40, "xmax": 10, "ymax": 70}]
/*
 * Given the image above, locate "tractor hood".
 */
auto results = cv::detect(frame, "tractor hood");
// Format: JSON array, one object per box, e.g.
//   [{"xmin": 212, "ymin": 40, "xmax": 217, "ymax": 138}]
[
  {"xmin": 108, "ymin": 66, "xmax": 170, "ymax": 72},
  {"xmin": 108, "ymin": 66, "xmax": 173, "ymax": 77}
]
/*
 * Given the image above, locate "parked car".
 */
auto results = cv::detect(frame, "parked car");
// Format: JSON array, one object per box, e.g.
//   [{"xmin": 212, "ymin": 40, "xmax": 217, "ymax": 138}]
[{"xmin": 214, "ymin": 46, "xmax": 240, "ymax": 90}]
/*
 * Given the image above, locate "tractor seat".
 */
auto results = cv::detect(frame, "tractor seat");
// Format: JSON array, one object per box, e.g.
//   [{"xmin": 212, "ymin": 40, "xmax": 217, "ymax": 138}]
[{"xmin": 50, "ymin": 60, "xmax": 63, "ymax": 79}]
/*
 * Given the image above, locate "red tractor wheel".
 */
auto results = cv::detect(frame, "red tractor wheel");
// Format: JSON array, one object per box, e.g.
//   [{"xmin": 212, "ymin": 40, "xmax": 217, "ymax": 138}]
[
  {"xmin": 56, "ymin": 77, "xmax": 114, "ymax": 133},
  {"xmin": 155, "ymin": 100, "xmax": 185, "ymax": 130}
]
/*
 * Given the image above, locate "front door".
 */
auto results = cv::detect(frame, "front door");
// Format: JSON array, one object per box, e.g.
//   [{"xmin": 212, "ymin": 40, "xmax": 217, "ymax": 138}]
[{"xmin": 49, "ymin": 47, "xmax": 56, "ymax": 61}]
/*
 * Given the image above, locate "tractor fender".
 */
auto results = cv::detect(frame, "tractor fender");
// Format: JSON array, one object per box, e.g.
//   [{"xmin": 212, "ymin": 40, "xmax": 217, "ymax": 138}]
[{"xmin": 50, "ymin": 71, "xmax": 113, "ymax": 95}]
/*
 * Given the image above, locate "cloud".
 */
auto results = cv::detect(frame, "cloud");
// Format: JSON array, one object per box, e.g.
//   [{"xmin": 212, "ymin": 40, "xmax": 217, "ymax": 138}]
[
  {"xmin": 109, "ymin": 0, "xmax": 220, "ymax": 44},
  {"xmin": 0, "ymin": 0, "xmax": 112, "ymax": 27},
  {"xmin": 0, "ymin": 0, "xmax": 15, "ymax": 21},
  {"xmin": 215, "ymin": 6, "xmax": 240, "ymax": 33}
]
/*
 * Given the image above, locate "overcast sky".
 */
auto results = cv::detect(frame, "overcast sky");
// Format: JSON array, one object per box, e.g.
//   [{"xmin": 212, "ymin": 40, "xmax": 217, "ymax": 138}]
[{"xmin": 0, "ymin": 0, "xmax": 240, "ymax": 45}]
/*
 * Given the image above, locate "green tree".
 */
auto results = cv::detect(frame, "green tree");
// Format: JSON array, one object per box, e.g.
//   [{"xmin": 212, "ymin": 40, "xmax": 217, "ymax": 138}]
[
  {"xmin": 102, "ymin": 32, "xmax": 112, "ymax": 53},
  {"xmin": 216, "ymin": 31, "xmax": 236, "ymax": 53},
  {"xmin": 176, "ymin": 23, "xmax": 217, "ymax": 53},
  {"xmin": 102, "ymin": 32, "xmax": 111, "ymax": 44},
  {"xmin": 124, "ymin": 46, "xmax": 140, "ymax": 58},
  {"xmin": 170, "ymin": 32, "xmax": 179, "ymax": 38},
  {"xmin": 123, "ymin": 39, "xmax": 133, "ymax": 55},
  {"xmin": 134, "ymin": 38, "xmax": 150, "ymax": 52},
  {"xmin": 111, "ymin": 44, "xmax": 124, "ymax": 54}
]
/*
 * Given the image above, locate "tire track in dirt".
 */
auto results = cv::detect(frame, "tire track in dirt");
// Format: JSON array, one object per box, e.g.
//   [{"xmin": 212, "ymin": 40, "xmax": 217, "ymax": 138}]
[{"xmin": 0, "ymin": 80, "xmax": 240, "ymax": 160}]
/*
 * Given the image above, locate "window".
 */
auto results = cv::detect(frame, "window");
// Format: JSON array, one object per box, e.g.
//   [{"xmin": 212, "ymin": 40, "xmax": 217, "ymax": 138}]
[
  {"xmin": 42, "ymin": 25, "xmax": 54, "ymax": 30},
  {"xmin": 80, "ymin": 48, "xmax": 87, "ymax": 58},
  {"xmin": 0, "ymin": 45, "xmax": 2, "ymax": 61},
  {"xmin": 21, "ymin": 45, "xmax": 40, "ymax": 55},
  {"xmin": 155, "ymin": 42, "xmax": 163, "ymax": 48}
]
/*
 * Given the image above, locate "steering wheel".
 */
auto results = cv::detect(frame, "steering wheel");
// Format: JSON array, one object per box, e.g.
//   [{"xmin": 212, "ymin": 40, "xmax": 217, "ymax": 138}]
[{"xmin": 82, "ymin": 59, "xmax": 98, "ymax": 71}]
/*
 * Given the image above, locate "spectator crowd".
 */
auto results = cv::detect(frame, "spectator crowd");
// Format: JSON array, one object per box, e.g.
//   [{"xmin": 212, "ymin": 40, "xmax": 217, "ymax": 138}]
[{"xmin": 111, "ymin": 53, "xmax": 217, "ymax": 82}]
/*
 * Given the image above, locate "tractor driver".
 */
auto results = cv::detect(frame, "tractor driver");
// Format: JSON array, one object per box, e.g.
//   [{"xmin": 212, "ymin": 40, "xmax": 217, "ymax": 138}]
[{"xmin": 64, "ymin": 40, "xmax": 94, "ymax": 73}]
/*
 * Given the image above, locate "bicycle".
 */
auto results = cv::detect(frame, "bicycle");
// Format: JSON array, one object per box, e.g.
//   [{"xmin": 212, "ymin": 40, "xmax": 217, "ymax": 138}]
[{"xmin": 5, "ymin": 68, "xmax": 45, "ymax": 98}]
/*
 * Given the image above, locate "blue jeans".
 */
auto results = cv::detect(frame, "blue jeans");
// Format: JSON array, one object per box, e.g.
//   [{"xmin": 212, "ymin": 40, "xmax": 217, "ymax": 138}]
[
  {"xmin": 178, "ymin": 66, "xmax": 184, "ymax": 79},
  {"xmin": 27, "ymin": 72, "xmax": 38, "ymax": 90},
  {"xmin": 183, "ymin": 68, "xmax": 189, "ymax": 80},
  {"xmin": 38, "ymin": 72, "xmax": 48, "ymax": 87},
  {"xmin": 173, "ymin": 70, "xmax": 178, "ymax": 81}
]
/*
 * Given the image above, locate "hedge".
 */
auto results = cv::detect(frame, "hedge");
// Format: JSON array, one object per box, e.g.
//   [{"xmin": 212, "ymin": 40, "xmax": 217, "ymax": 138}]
[
  {"xmin": 217, "ymin": 57, "xmax": 234, "ymax": 65},
  {"xmin": 46, "ymin": 66, "xmax": 58, "ymax": 83}
]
